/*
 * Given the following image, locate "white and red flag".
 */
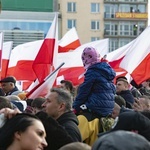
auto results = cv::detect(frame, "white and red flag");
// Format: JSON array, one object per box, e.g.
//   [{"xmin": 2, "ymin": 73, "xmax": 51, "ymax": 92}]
[
  {"xmin": 120, "ymin": 26, "xmax": 150, "ymax": 85},
  {"xmin": 32, "ymin": 14, "xmax": 58, "ymax": 83},
  {"xmin": 107, "ymin": 40, "xmax": 135, "ymax": 69},
  {"xmin": 7, "ymin": 40, "xmax": 43, "ymax": 81},
  {"xmin": 27, "ymin": 63, "xmax": 64, "ymax": 99},
  {"xmin": 26, "ymin": 13, "xmax": 58, "ymax": 98},
  {"xmin": 0, "ymin": 32, "xmax": 4, "ymax": 72},
  {"xmin": 56, "ymin": 39, "xmax": 109, "ymax": 85},
  {"xmin": 58, "ymin": 27, "xmax": 81, "ymax": 52},
  {"xmin": 1, "ymin": 41, "xmax": 13, "ymax": 79}
]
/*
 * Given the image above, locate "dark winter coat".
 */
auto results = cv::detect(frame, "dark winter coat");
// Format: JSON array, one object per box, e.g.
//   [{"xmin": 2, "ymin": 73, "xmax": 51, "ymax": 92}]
[
  {"xmin": 36, "ymin": 111, "xmax": 74, "ymax": 150},
  {"xmin": 57, "ymin": 111, "xmax": 82, "ymax": 142},
  {"xmin": 73, "ymin": 62, "xmax": 116, "ymax": 117},
  {"xmin": 6, "ymin": 86, "xmax": 19, "ymax": 96},
  {"xmin": 117, "ymin": 90, "xmax": 135, "ymax": 108}
]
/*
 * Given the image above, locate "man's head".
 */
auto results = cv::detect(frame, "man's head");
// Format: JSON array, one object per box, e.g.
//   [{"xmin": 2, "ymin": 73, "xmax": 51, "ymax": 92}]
[
  {"xmin": 60, "ymin": 80, "xmax": 74, "ymax": 93},
  {"xmin": 0, "ymin": 76, "xmax": 16, "ymax": 94},
  {"xmin": 42, "ymin": 88, "xmax": 73, "ymax": 120},
  {"xmin": 0, "ymin": 96, "xmax": 13, "ymax": 110},
  {"xmin": 142, "ymin": 79, "xmax": 150, "ymax": 89},
  {"xmin": 93, "ymin": 130, "xmax": 150, "ymax": 150},
  {"xmin": 111, "ymin": 103, "xmax": 121, "ymax": 119},
  {"xmin": 116, "ymin": 78, "xmax": 129, "ymax": 93},
  {"xmin": 133, "ymin": 95, "xmax": 150, "ymax": 111},
  {"xmin": 31, "ymin": 97, "xmax": 46, "ymax": 114}
]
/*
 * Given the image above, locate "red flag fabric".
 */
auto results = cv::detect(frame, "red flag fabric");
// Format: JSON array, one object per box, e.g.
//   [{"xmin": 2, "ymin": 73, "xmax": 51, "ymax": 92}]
[
  {"xmin": 32, "ymin": 14, "xmax": 58, "ymax": 83},
  {"xmin": 0, "ymin": 32, "xmax": 4, "ymax": 72},
  {"xmin": 120, "ymin": 26, "xmax": 150, "ymax": 84},
  {"xmin": 1, "ymin": 41, "xmax": 13, "ymax": 79}
]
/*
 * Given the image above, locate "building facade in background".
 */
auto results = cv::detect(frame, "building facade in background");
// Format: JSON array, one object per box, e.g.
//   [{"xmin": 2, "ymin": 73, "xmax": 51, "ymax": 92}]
[
  {"xmin": 58, "ymin": 0, "xmax": 148, "ymax": 51},
  {"xmin": 104, "ymin": 0, "xmax": 148, "ymax": 51},
  {"xmin": 0, "ymin": 0, "xmax": 148, "ymax": 51},
  {"xmin": 58, "ymin": 0, "xmax": 104, "ymax": 46},
  {"xmin": 0, "ymin": 0, "xmax": 56, "ymax": 48}
]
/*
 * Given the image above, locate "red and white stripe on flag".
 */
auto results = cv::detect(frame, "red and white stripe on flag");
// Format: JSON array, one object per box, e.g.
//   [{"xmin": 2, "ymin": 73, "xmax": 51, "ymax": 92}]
[
  {"xmin": 32, "ymin": 13, "xmax": 58, "ymax": 83},
  {"xmin": 0, "ymin": 32, "xmax": 4, "ymax": 72},
  {"xmin": 1, "ymin": 41, "xmax": 13, "ymax": 79},
  {"xmin": 120, "ymin": 26, "xmax": 150, "ymax": 85},
  {"xmin": 58, "ymin": 27, "xmax": 81, "ymax": 52}
]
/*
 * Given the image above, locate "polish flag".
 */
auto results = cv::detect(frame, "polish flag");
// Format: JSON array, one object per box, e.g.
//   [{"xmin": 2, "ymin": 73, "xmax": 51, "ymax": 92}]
[
  {"xmin": 27, "ymin": 14, "xmax": 58, "ymax": 98},
  {"xmin": 58, "ymin": 27, "xmax": 81, "ymax": 52},
  {"xmin": 120, "ymin": 26, "xmax": 150, "ymax": 85},
  {"xmin": 27, "ymin": 63, "xmax": 64, "ymax": 99},
  {"xmin": 0, "ymin": 32, "xmax": 4, "ymax": 71},
  {"xmin": 56, "ymin": 39, "xmax": 109, "ymax": 85},
  {"xmin": 107, "ymin": 39, "xmax": 135, "ymax": 69},
  {"xmin": 7, "ymin": 23, "xmax": 79, "ymax": 82},
  {"xmin": 57, "ymin": 51, "xmax": 85, "ymax": 85},
  {"xmin": 1, "ymin": 41, "xmax": 13, "ymax": 79},
  {"xmin": 32, "ymin": 14, "xmax": 58, "ymax": 83},
  {"xmin": 106, "ymin": 40, "xmax": 135, "ymax": 83},
  {"xmin": 7, "ymin": 40, "xmax": 43, "ymax": 81}
]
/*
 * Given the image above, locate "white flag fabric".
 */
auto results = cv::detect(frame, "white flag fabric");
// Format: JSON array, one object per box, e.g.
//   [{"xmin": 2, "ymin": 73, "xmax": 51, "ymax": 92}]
[
  {"xmin": 56, "ymin": 39, "xmax": 109, "ymax": 85},
  {"xmin": 75, "ymin": 38, "xmax": 109, "ymax": 57},
  {"xmin": 7, "ymin": 40, "xmax": 43, "ymax": 81},
  {"xmin": 1, "ymin": 41, "xmax": 13, "ymax": 79},
  {"xmin": 0, "ymin": 32, "xmax": 4, "ymax": 71}
]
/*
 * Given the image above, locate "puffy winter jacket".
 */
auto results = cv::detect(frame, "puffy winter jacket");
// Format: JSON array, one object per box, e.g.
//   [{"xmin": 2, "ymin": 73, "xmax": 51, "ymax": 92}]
[{"xmin": 73, "ymin": 62, "xmax": 116, "ymax": 117}]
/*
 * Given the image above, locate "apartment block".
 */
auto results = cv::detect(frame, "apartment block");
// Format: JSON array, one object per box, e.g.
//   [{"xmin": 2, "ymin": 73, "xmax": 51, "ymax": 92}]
[{"xmin": 58, "ymin": 0, "xmax": 148, "ymax": 51}]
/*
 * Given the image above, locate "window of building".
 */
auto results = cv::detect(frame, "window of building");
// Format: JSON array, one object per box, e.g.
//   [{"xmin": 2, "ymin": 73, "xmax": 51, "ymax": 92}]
[
  {"xmin": 91, "ymin": 21, "xmax": 100, "ymax": 30},
  {"xmin": 119, "ymin": 38, "xmax": 132, "ymax": 47},
  {"xmin": 104, "ymin": 22, "xmax": 118, "ymax": 36},
  {"xmin": 67, "ymin": 2, "xmax": 76, "ymax": 12},
  {"xmin": 138, "ymin": 4, "xmax": 146, "ymax": 12},
  {"xmin": 104, "ymin": 4, "xmax": 118, "ymax": 18},
  {"xmin": 109, "ymin": 38, "xmax": 118, "ymax": 52},
  {"xmin": 91, "ymin": 37, "xmax": 100, "ymax": 41},
  {"xmin": 91, "ymin": 3, "xmax": 100, "ymax": 13},
  {"xmin": 67, "ymin": 19, "xmax": 76, "ymax": 29},
  {"xmin": 119, "ymin": 4, "xmax": 130, "ymax": 12},
  {"xmin": 119, "ymin": 22, "xmax": 136, "ymax": 36}
]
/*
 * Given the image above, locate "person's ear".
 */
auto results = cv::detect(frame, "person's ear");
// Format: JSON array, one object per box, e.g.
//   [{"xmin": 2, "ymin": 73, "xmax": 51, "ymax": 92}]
[
  {"xmin": 14, "ymin": 131, "xmax": 22, "ymax": 140},
  {"xmin": 59, "ymin": 102, "xmax": 65, "ymax": 112}
]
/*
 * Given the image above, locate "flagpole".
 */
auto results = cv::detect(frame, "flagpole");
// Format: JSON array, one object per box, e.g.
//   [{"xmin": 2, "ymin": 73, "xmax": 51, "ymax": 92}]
[{"xmin": 26, "ymin": 62, "xmax": 65, "ymax": 98}]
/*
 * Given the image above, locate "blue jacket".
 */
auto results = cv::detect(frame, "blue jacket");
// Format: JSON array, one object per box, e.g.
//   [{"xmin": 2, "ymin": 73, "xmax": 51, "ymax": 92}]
[{"xmin": 73, "ymin": 62, "xmax": 116, "ymax": 117}]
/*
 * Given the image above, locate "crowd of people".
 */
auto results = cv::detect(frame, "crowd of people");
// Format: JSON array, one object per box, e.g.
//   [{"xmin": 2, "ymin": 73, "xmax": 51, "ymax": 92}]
[{"xmin": 0, "ymin": 47, "xmax": 150, "ymax": 150}]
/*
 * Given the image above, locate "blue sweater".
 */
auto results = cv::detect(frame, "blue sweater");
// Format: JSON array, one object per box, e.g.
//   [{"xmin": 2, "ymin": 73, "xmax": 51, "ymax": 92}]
[{"xmin": 73, "ymin": 62, "xmax": 116, "ymax": 117}]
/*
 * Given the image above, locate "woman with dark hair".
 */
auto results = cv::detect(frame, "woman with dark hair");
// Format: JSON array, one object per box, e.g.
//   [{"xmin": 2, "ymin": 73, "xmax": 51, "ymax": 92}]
[{"xmin": 0, "ymin": 113, "xmax": 47, "ymax": 150}]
